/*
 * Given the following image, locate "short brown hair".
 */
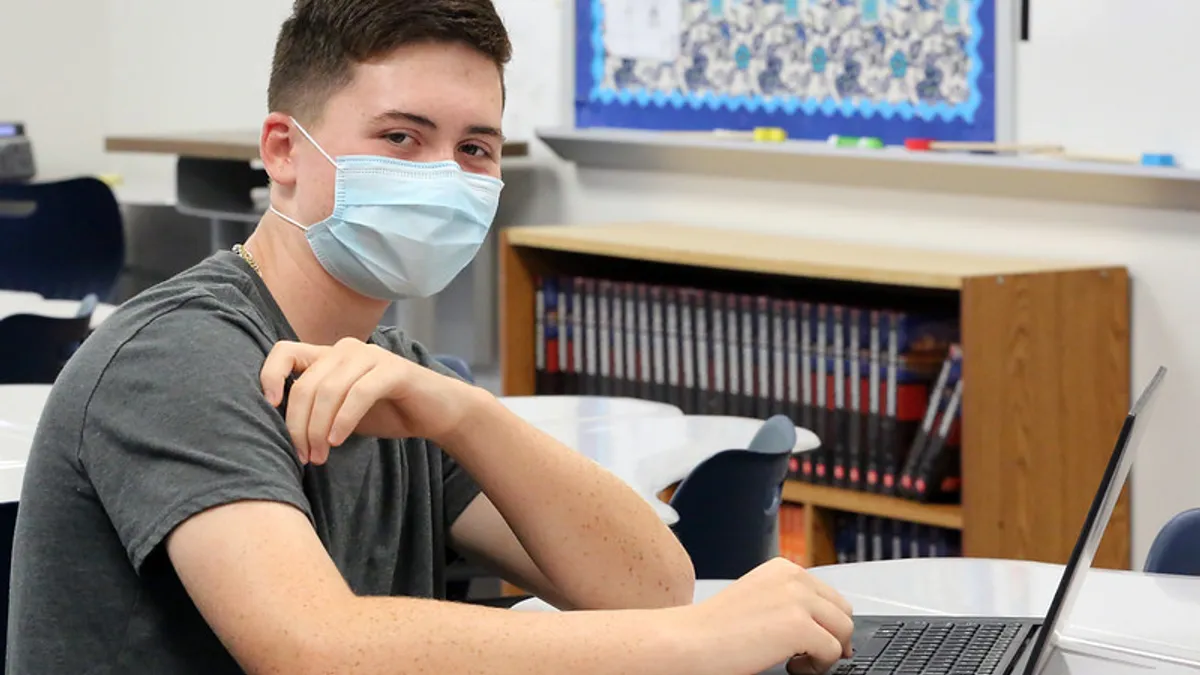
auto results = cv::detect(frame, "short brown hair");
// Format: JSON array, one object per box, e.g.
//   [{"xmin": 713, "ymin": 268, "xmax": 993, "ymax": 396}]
[{"xmin": 268, "ymin": 0, "xmax": 512, "ymax": 122}]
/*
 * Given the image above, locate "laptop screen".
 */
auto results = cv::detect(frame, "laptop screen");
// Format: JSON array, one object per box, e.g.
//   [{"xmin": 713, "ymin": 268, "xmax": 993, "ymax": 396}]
[{"xmin": 1023, "ymin": 366, "xmax": 1167, "ymax": 674}]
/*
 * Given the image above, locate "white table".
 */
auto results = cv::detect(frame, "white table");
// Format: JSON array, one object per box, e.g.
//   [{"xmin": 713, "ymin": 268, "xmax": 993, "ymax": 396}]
[
  {"xmin": 498, "ymin": 395, "xmax": 684, "ymax": 424},
  {"xmin": 514, "ymin": 559, "xmax": 1200, "ymax": 673},
  {"xmin": 0, "ymin": 384, "xmax": 50, "ymax": 503},
  {"xmin": 0, "ymin": 291, "xmax": 117, "ymax": 329},
  {"xmin": 527, "ymin": 414, "xmax": 821, "ymax": 524}
]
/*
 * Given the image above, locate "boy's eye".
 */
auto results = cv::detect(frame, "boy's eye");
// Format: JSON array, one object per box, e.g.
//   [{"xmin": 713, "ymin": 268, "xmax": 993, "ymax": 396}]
[
  {"xmin": 385, "ymin": 132, "xmax": 411, "ymax": 145},
  {"xmin": 460, "ymin": 143, "xmax": 490, "ymax": 158}
]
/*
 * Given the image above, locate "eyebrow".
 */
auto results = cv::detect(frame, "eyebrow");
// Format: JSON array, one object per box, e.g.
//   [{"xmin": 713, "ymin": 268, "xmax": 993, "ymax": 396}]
[{"xmin": 372, "ymin": 110, "xmax": 506, "ymax": 142}]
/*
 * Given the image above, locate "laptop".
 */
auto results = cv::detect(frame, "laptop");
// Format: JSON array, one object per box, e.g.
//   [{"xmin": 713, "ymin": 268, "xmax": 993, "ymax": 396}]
[{"xmin": 828, "ymin": 365, "xmax": 1167, "ymax": 675}]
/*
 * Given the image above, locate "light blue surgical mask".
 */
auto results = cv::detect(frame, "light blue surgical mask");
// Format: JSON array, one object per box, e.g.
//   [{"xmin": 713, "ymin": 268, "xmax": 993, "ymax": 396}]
[{"xmin": 270, "ymin": 118, "xmax": 504, "ymax": 300}]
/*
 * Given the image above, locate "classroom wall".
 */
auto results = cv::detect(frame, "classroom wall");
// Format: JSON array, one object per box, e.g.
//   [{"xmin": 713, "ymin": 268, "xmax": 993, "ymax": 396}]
[
  {"xmin": 0, "ymin": 0, "xmax": 109, "ymax": 180},
  {"xmin": 7, "ymin": 0, "xmax": 1198, "ymax": 566},
  {"xmin": 511, "ymin": 0, "xmax": 1200, "ymax": 568}
]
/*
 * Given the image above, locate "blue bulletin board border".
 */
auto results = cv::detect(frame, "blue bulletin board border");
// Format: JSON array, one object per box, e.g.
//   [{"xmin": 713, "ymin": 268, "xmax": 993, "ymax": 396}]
[{"xmin": 574, "ymin": 0, "xmax": 998, "ymax": 144}]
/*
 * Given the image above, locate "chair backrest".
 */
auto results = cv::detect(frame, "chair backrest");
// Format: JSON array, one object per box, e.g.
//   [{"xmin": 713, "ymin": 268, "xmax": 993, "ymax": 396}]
[
  {"xmin": 434, "ymin": 354, "xmax": 475, "ymax": 384},
  {"xmin": 75, "ymin": 293, "xmax": 99, "ymax": 319},
  {"xmin": 669, "ymin": 415, "xmax": 796, "ymax": 579},
  {"xmin": 1144, "ymin": 508, "xmax": 1200, "ymax": 576},
  {"xmin": 0, "ymin": 313, "xmax": 93, "ymax": 384},
  {"xmin": 0, "ymin": 177, "xmax": 125, "ymax": 301}
]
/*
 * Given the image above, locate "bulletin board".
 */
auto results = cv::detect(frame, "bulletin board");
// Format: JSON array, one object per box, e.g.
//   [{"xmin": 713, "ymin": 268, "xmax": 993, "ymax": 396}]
[{"xmin": 574, "ymin": 0, "xmax": 1009, "ymax": 144}]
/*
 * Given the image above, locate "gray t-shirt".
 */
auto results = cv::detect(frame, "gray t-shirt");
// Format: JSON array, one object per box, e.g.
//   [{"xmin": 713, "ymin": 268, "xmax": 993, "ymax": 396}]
[{"xmin": 7, "ymin": 251, "xmax": 481, "ymax": 674}]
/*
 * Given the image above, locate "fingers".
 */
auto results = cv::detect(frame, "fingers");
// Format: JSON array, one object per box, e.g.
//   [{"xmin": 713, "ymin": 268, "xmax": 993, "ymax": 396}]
[
  {"xmin": 304, "ymin": 357, "xmax": 375, "ymax": 464},
  {"xmin": 793, "ymin": 619, "xmax": 845, "ymax": 674},
  {"xmin": 803, "ymin": 590, "xmax": 855, "ymax": 660},
  {"xmin": 792, "ymin": 566, "xmax": 853, "ymax": 658},
  {"xmin": 285, "ymin": 352, "xmax": 346, "ymax": 465},
  {"xmin": 785, "ymin": 654, "xmax": 818, "ymax": 675},
  {"xmin": 261, "ymin": 341, "xmax": 327, "ymax": 407},
  {"xmin": 330, "ymin": 367, "xmax": 395, "ymax": 446},
  {"xmin": 807, "ymin": 572, "xmax": 854, "ymax": 619}
]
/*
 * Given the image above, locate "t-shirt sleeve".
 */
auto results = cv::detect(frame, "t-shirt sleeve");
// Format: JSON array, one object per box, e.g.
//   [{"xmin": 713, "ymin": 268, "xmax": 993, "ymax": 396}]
[
  {"xmin": 375, "ymin": 328, "xmax": 482, "ymax": 531},
  {"xmin": 79, "ymin": 299, "xmax": 311, "ymax": 571}
]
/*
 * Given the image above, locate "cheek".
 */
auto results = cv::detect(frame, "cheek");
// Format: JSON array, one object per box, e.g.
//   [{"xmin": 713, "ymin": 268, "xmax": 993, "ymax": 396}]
[{"xmin": 296, "ymin": 165, "xmax": 338, "ymax": 222}]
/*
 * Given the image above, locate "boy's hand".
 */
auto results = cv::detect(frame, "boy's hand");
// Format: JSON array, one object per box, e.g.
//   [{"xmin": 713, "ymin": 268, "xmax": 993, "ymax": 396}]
[{"xmin": 260, "ymin": 338, "xmax": 478, "ymax": 464}]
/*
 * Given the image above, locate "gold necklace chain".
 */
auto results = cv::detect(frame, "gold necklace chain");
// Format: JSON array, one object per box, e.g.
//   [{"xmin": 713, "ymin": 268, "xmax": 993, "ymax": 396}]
[{"xmin": 232, "ymin": 243, "xmax": 262, "ymax": 277}]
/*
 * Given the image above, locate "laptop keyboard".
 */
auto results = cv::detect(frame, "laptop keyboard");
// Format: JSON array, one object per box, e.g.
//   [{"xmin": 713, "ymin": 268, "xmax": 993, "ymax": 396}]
[{"xmin": 830, "ymin": 620, "xmax": 1022, "ymax": 675}]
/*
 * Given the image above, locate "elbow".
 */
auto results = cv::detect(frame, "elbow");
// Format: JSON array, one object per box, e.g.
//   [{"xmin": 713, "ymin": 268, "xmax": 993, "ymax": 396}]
[
  {"xmin": 644, "ymin": 544, "xmax": 696, "ymax": 608},
  {"xmin": 664, "ymin": 552, "xmax": 697, "ymax": 606},
  {"xmin": 234, "ymin": 604, "xmax": 358, "ymax": 675}
]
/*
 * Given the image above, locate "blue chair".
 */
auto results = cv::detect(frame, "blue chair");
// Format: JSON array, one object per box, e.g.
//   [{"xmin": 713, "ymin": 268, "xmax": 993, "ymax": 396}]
[
  {"xmin": 1143, "ymin": 508, "xmax": 1200, "ymax": 577},
  {"xmin": 0, "ymin": 177, "xmax": 125, "ymax": 301},
  {"xmin": 0, "ymin": 296, "xmax": 96, "ymax": 384},
  {"xmin": 434, "ymin": 354, "xmax": 475, "ymax": 383},
  {"xmin": 669, "ymin": 414, "xmax": 796, "ymax": 580}
]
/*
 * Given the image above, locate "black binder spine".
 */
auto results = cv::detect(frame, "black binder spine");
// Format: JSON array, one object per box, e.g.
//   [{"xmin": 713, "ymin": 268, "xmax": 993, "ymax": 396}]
[
  {"xmin": 651, "ymin": 285, "xmax": 667, "ymax": 403},
  {"xmin": 771, "ymin": 298, "xmax": 787, "ymax": 418},
  {"xmin": 899, "ymin": 347, "xmax": 957, "ymax": 497},
  {"xmin": 711, "ymin": 292, "xmax": 727, "ymax": 414},
  {"xmin": 866, "ymin": 309, "xmax": 882, "ymax": 493},
  {"xmin": 832, "ymin": 305, "xmax": 847, "ymax": 487},
  {"xmin": 725, "ymin": 294, "xmax": 741, "ymax": 417},
  {"xmin": 681, "ymin": 289, "xmax": 697, "ymax": 414},
  {"xmin": 583, "ymin": 278, "xmax": 598, "ymax": 396},
  {"xmin": 623, "ymin": 282, "xmax": 639, "ymax": 398},
  {"xmin": 798, "ymin": 301, "xmax": 815, "ymax": 482},
  {"xmin": 695, "ymin": 291, "xmax": 712, "ymax": 414},
  {"xmin": 556, "ymin": 277, "xmax": 570, "ymax": 395},
  {"xmin": 740, "ymin": 294, "xmax": 756, "ymax": 417},
  {"xmin": 848, "ymin": 307, "xmax": 864, "ymax": 491},
  {"xmin": 756, "ymin": 295, "xmax": 772, "ymax": 419},
  {"xmin": 569, "ymin": 277, "xmax": 585, "ymax": 395},
  {"xmin": 597, "ymin": 280, "xmax": 612, "ymax": 396},
  {"xmin": 882, "ymin": 311, "xmax": 900, "ymax": 495},
  {"xmin": 637, "ymin": 284, "xmax": 652, "ymax": 401},
  {"xmin": 665, "ymin": 287, "xmax": 681, "ymax": 408},
  {"xmin": 814, "ymin": 304, "xmax": 829, "ymax": 484}
]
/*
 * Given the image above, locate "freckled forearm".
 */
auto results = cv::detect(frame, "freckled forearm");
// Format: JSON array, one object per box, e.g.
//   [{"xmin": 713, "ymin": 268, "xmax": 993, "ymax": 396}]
[{"xmin": 438, "ymin": 390, "xmax": 695, "ymax": 609}]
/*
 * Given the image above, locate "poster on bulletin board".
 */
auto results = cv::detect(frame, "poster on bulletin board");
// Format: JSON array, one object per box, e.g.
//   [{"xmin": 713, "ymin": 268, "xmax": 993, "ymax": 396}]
[{"xmin": 574, "ymin": 0, "xmax": 1012, "ymax": 144}]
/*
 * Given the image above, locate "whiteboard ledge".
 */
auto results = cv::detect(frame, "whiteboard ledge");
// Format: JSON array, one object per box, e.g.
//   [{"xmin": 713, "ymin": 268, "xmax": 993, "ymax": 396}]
[{"xmin": 537, "ymin": 127, "xmax": 1200, "ymax": 212}]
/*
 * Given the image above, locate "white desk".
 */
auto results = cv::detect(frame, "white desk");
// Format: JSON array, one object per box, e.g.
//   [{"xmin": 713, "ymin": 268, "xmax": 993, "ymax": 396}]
[
  {"xmin": 498, "ymin": 395, "xmax": 683, "ymax": 423},
  {"xmin": 0, "ymin": 292, "xmax": 117, "ymax": 329},
  {"xmin": 514, "ymin": 559, "xmax": 1200, "ymax": 673},
  {"xmin": 0, "ymin": 385, "xmax": 50, "ymax": 503},
  {"xmin": 526, "ymin": 413, "xmax": 820, "ymax": 525}
]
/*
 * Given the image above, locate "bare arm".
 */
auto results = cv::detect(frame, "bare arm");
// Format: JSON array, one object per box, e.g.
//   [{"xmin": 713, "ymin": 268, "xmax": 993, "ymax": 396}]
[
  {"xmin": 170, "ymin": 501, "xmax": 856, "ymax": 675},
  {"xmin": 443, "ymin": 389, "xmax": 695, "ymax": 610},
  {"xmin": 168, "ymin": 501, "xmax": 692, "ymax": 675},
  {"xmin": 448, "ymin": 493, "xmax": 575, "ymax": 609}
]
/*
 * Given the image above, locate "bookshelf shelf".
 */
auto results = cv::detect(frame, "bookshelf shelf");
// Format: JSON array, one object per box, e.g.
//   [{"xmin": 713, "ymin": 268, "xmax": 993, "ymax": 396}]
[
  {"xmin": 500, "ymin": 222, "xmax": 1132, "ymax": 570},
  {"xmin": 783, "ymin": 481, "xmax": 964, "ymax": 531},
  {"xmin": 505, "ymin": 224, "xmax": 1098, "ymax": 291},
  {"xmin": 537, "ymin": 126, "xmax": 1200, "ymax": 212}
]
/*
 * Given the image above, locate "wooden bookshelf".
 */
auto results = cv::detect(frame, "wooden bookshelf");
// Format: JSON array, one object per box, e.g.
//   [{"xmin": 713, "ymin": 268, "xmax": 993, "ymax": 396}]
[
  {"xmin": 499, "ymin": 222, "xmax": 1132, "ymax": 570},
  {"xmin": 783, "ymin": 482, "xmax": 963, "ymax": 531}
]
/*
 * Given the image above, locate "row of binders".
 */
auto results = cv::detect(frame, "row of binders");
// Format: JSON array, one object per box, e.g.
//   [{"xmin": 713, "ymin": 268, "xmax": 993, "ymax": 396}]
[
  {"xmin": 835, "ymin": 514, "xmax": 963, "ymax": 563},
  {"xmin": 534, "ymin": 275, "xmax": 964, "ymax": 504}
]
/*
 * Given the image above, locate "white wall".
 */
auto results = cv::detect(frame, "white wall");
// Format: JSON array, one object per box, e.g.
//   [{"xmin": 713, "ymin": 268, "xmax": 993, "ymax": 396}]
[
  {"xmin": 7, "ymin": 0, "xmax": 1199, "ymax": 566},
  {"xmin": 0, "ymin": 0, "xmax": 108, "ymax": 180}
]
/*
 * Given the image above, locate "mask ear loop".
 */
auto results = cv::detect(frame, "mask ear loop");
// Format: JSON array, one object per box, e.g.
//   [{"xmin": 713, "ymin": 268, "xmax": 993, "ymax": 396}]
[
  {"xmin": 290, "ymin": 117, "xmax": 338, "ymax": 168},
  {"xmin": 268, "ymin": 117, "xmax": 339, "ymax": 230}
]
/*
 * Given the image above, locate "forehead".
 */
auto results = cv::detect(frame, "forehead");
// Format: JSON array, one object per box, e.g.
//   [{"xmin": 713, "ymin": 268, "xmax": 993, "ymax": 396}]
[{"xmin": 333, "ymin": 41, "xmax": 504, "ymax": 128}]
